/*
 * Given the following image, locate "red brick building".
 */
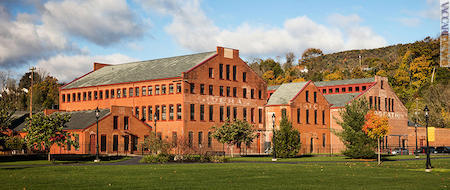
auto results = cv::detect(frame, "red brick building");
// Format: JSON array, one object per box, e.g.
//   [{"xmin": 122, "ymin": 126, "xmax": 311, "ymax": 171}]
[{"xmin": 59, "ymin": 47, "xmax": 267, "ymax": 154}]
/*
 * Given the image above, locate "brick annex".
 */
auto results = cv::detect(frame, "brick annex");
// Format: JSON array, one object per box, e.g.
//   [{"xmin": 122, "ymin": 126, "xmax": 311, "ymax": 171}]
[{"xmin": 13, "ymin": 47, "xmax": 450, "ymax": 155}]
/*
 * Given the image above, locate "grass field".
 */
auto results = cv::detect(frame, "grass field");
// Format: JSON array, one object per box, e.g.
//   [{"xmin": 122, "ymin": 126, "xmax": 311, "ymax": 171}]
[
  {"xmin": 1, "ymin": 158, "xmax": 448, "ymax": 189},
  {"xmin": 0, "ymin": 157, "xmax": 131, "ymax": 166},
  {"xmin": 229, "ymin": 154, "xmax": 450, "ymax": 162}
]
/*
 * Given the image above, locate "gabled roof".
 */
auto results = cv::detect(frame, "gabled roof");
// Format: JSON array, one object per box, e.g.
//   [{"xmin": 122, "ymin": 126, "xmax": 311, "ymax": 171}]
[
  {"xmin": 62, "ymin": 51, "xmax": 217, "ymax": 89},
  {"xmin": 323, "ymin": 92, "xmax": 362, "ymax": 108},
  {"xmin": 314, "ymin": 77, "xmax": 375, "ymax": 87},
  {"xmin": 267, "ymin": 85, "xmax": 281, "ymax": 91},
  {"xmin": 14, "ymin": 109, "xmax": 110, "ymax": 131},
  {"xmin": 266, "ymin": 82, "xmax": 308, "ymax": 105}
]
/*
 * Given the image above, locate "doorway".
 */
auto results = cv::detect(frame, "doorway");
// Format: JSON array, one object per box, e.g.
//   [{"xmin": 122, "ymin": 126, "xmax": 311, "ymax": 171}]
[
  {"xmin": 89, "ymin": 134, "xmax": 96, "ymax": 154},
  {"xmin": 310, "ymin": 138, "xmax": 314, "ymax": 153}
]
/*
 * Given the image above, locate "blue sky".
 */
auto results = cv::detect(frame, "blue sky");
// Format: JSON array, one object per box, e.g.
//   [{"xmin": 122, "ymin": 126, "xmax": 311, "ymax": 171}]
[{"xmin": 0, "ymin": 0, "xmax": 441, "ymax": 82}]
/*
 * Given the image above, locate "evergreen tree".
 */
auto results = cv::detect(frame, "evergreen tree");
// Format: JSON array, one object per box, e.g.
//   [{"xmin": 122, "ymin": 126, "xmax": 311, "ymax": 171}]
[{"xmin": 273, "ymin": 116, "xmax": 301, "ymax": 158}]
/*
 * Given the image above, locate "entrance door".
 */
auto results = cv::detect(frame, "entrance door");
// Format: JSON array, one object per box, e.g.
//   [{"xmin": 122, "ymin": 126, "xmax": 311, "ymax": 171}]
[
  {"xmin": 131, "ymin": 136, "xmax": 138, "ymax": 153},
  {"xmin": 124, "ymin": 135, "xmax": 129, "ymax": 152},
  {"xmin": 89, "ymin": 134, "xmax": 96, "ymax": 154},
  {"xmin": 310, "ymin": 138, "xmax": 314, "ymax": 153}
]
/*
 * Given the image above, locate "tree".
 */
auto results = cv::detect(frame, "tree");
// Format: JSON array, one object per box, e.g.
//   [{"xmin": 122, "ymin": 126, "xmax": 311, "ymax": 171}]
[
  {"xmin": 283, "ymin": 52, "xmax": 295, "ymax": 71},
  {"xmin": 362, "ymin": 111, "xmax": 390, "ymax": 164},
  {"xmin": 273, "ymin": 116, "xmax": 301, "ymax": 158},
  {"xmin": 333, "ymin": 98, "xmax": 376, "ymax": 158},
  {"xmin": 19, "ymin": 71, "xmax": 42, "ymax": 90},
  {"xmin": 141, "ymin": 132, "xmax": 172, "ymax": 155},
  {"xmin": 211, "ymin": 119, "xmax": 255, "ymax": 157},
  {"xmin": 24, "ymin": 113, "xmax": 78, "ymax": 161}
]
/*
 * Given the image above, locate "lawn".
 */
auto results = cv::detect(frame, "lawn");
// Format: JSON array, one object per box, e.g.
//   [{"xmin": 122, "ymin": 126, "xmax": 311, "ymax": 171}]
[
  {"xmin": 1, "ymin": 158, "xmax": 449, "ymax": 189},
  {"xmin": 229, "ymin": 154, "xmax": 450, "ymax": 162},
  {"xmin": 0, "ymin": 157, "xmax": 131, "ymax": 166}
]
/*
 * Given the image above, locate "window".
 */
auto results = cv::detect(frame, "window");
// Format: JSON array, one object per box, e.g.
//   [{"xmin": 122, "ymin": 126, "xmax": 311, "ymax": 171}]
[
  {"xmin": 161, "ymin": 105, "xmax": 166, "ymax": 120},
  {"xmin": 208, "ymin": 132, "xmax": 212, "ymax": 148},
  {"xmin": 233, "ymin": 107, "xmax": 237, "ymax": 120},
  {"xmin": 129, "ymin": 88, "xmax": 133, "ymax": 97},
  {"xmin": 62, "ymin": 94, "xmax": 66, "ymax": 103},
  {"xmin": 305, "ymin": 90, "xmax": 309, "ymax": 102},
  {"xmin": 200, "ymin": 84, "xmax": 205, "ymax": 95},
  {"xmin": 111, "ymin": 89, "xmax": 114, "ymax": 98},
  {"xmin": 335, "ymin": 88, "xmax": 339, "ymax": 93},
  {"xmin": 209, "ymin": 105, "xmax": 214, "ymax": 121},
  {"xmin": 190, "ymin": 104, "xmax": 195, "ymax": 121},
  {"xmin": 258, "ymin": 108, "xmax": 263, "ymax": 123},
  {"xmin": 258, "ymin": 90, "xmax": 262, "ymax": 99},
  {"xmin": 169, "ymin": 105, "xmax": 174, "ymax": 120},
  {"xmin": 233, "ymin": 87, "xmax": 237, "ymax": 97},
  {"xmin": 322, "ymin": 110, "xmax": 325, "ymax": 125},
  {"xmin": 243, "ymin": 88, "xmax": 247, "ymax": 98},
  {"xmin": 101, "ymin": 135, "xmax": 106, "ymax": 152},
  {"xmin": 349, "ymin": 87, "xmax": 353, "ymax": 92},
  {"xmin": 314, "ymin": 110, "xmax": 318, "ymax": 124},
  {"xmin": 148, "ymin": 86, "xmax": 153, "ymax": 95},
  {"xmin": 369, "ymin": 96, "xmax": 373, "ymax": 108},
  {"xmin": 162, "ymin": 85, "xmax": 166, "ymax": 94},
  {"xmin": 281, "ymin": 108, "xmax": 287, "ymax": 118},
  {"xmin": 342, "ymin": 87, "xmax": 346, "ymax": 92},
  {"xmin": 251, "ymin": 108, "xmax": 254, "ymax": 123},
  {"xmin": 362, "ymin": 86, "xmax": 366, "ymax": 91},
  {"xmin": 72, "ymin": 93, "xmax": 75, "ymax": 102},
  {"xmin": 94, "ymin": 91, "xmax": 98, "ymax": 100},
  {"xmin": 313, "ymin": 92, "xmax": 317, "ymax": 103},
  {"xmin": 328, "ymin": 88, "xmax": 332, "ymax": 93},
  {"xmin": 322, "ymin": 89, "xmax": 326, "ymax": 94},
  {"xmin": 220, "ymin": 106, "xmax": 224, "ymax": 121},
  {"xmin": 142, "ymin": 106, "xmax": 147, "ymax": 121},
  {"xmin": 219, "ymin": 86, "xmax": 224, "ymax": 96},
  {"xmin": 200, "ymin": 104, "xmax": 205, "ymax": 121},
  {"xmin": 209, "ymin": 85, "xmax": 213, "ymax": 95},
  {"xmin": 135, "ymin": 87, "xmax": 139, "ymax": 96},
  {"xmin": 155, "ymin": 105, "xmax": 160, "ymax": 120},
  {"xmin": 148, "ymin": 106, "xmax": 153, "ymax": 121},
  {"xmin": 105, "ymin": 90, "xmax": 109, "ymax": 99},
  {"xmin": 251, "ymin": 89, "xmax": 254, "ymax": 99},
  {"xmin": 297, "ymin": 109, "xmax": 300, "ymax": 123},
  {"xmin": 169, "ymin": 84, "xmax": 174, "ymax": 94},
  {"xmin": 142, "ymin": 87, "xmax": 146, "ymax": 96},
  {"xmin": 219, "ymin": 64, "xmax": 223, "ymax": 79},
  {"xmin": 113, "ymin": 116, "xmax": 118, "ymax": 129},
  {"xmin": 391, "ymin": 99, "xmax": 394, "ymax": 112},
  {"xmin": 243, "ymin": 108, "xmax": 247, "ymax": 121},
  {"xmin": 226, "ymin": 65, "xmax": 230, "ymax": 80},
  {"xmin": 209, "ymin": 68, "xmax": 214, "ymax": 78},
  {"xmin": 242, "ymin": 72, "xmax": 247, "ymax": 82},
  {"xmin": 381, "ymin": 80, "xmax": 384, "ymax": 89},
  {"xmin": 155, "ymin": 85, "xmax": 160, "ymax": 95},
  {"xmin": 198, "ymin": 131, "xmax": 203, "ymax": 146},
  {"xmin": 177, "ymin": 104, "xmax": 182, "ymax": 120},
  {"xmin": 124, "ymin": 135, "xmax": 129, "ymax": 151},
  {"xmin": 374, "ymin": 96, "xmax": 377, "ymax": 110},
  {"xmin": 385, "ymin": 98, "xmax": 387, "ymax": 111},
  {"xmin": 172, "ymin": 132, "xmax": 177, "ymax": 147},
  {"xmin": 113, "ymin": 135, "xmax": 118, "ymax": 151},
  {"xmin": 306, "ymin": 110, "xmax": 310, "ymax": 124},
  {"xmin": 322, "ymin": 133, "xmax": 326, "ymax": 147},
  {"xmin": 190, "ymin": 83, "xmax": 195, "ymax": 94},
  {"xmin": 226, "ymin": 87, "xmax": 230, "ymax": 97},
  {"xmin": 77, "ymin": 93, "xmax": 81, "ymax": 101},
  {"xmin": 123, "ymin": 88, "xmax": 127, "ymax": 97},
  {"xmin": 233, "ymin": 66, "xmax": 237, "ymax": 81},
  {"xmin": 176, "ymin": 83, "xmax": 182, "ymax": 93},
  {"xmin": 124, "ymin": 116, "xmax": 129, "ymax": 130},
  {"xmin": 135, "ymin": 107, "xmax": 139, "ymax": 118},
  {"xmin": 356, "ymin": 86, "xmax": 360, "ymax": 92},
  {"xmin": 378, "ymin": 97, "xmax": 381, "ymax": 111},
  {"xmin": 226, "ymin": 106, "xmax": 230, "ymax": 120},
  {"xmin": 83, "ymin": 92, "xmax": 87, "ymax": 100},
  {"xmin": 388, "ymin": 98, "xmax": 391, "ymax": 112},
  {"xmin": 188, "ymin": 132, "xmax": 193, "ymax": 147},
  {"xmin": 88, "ymin": 91, "xmax": 92, "ymax": 100}
]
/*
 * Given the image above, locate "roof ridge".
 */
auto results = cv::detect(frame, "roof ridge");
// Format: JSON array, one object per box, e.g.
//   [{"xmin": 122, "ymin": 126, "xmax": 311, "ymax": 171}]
[{"xmin": 102, "ymin": 51, "xmax": 216, "ymax": 67}]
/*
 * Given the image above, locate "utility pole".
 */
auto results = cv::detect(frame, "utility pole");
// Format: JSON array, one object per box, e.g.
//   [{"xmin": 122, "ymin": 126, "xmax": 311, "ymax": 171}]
[{"xmin": 29, "ymin": 67, "xmax": 36, "ymax": 118}]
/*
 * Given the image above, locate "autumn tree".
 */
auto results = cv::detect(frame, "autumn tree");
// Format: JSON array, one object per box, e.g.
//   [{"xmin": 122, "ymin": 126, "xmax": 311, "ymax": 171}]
[
  {"xmin": 211, "ymin": 119, "xmax": 255, "ymax": 157},
  {"xmin": 362, "ymin": 111, "xmax": 390, "ymax": 164},
  {"xmin": 24, "ymin": 113, "xmax": 78, "ymax": 161}
]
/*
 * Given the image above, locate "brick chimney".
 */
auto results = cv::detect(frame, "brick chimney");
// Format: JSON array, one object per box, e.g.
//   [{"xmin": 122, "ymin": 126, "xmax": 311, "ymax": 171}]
[{"xmin": 93, "ymin": 62, "xmax": 111, "ymax": 71}]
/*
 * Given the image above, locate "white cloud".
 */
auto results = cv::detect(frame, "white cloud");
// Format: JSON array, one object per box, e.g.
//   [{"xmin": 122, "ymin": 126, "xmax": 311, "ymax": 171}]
[
  {"xmin": 421, "ymin": 0, "xmax": 440, "ymax": 19},
  {"xmin": 397, "ymin": 17, "xmax": 421, "ymax": 27},
  {"xmin": 36, "ymin": 53, "xmax": 137, "ymax": 82},
  {"xmin": 139, "ymin": 0, "xmax": 386, "ymax": 56}
]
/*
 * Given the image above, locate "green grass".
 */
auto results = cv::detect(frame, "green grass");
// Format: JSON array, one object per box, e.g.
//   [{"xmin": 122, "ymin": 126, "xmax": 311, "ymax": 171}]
[
  {"xmin": 1, "ymin": 159, "xmax": 449, "ymax": 189},
  {"xmin": 0, "ymin": 157, "xmax": 131, "ymax": 166},
  {"xmin": 230, "ymin": 155, "xmax": 450, "ymax": 162}
]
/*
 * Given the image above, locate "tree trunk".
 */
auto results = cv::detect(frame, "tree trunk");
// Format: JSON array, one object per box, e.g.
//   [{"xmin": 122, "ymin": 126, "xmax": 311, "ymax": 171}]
[
  {"xmin": 229, "ymin": 145, "xmax": 234, "ymax": 158},
  {"xmin": 48, "ymin": 152, "xmax": 51, "ymax": 161},
  {"xmin": 377, "ymin": 137, "xmax": 381, "ymax": 165}
]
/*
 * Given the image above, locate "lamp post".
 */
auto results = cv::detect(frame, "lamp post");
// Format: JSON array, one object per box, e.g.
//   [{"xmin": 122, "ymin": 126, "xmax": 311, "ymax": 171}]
[
  {"xmin": 272, "ymin": 113, "xmax": 276, "ymax": 162},
  {"xmin": 154, "ymin": 113, "xmax": 158, "ymax": 138},
  {"xmin": 94, "ymin": 107, "xmax": 100, "ymax": 162},
  {"xmin": 424, "ymin": 106, "xmax": 432, "ymax": 172},
  {"xmin": 414, "ymin": 111, "xmax": 419, "ymax": 158}
]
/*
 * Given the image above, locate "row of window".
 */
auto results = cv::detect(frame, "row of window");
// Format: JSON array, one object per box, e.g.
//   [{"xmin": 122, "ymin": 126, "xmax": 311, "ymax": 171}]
[
  {"xmin": 133, "ymin": 104, "xmax": 182, "ymax": 121},
  {"xmin": 321, "ymin": 85, "xmax": 367, "ymax": 94},
  {"xmin": 369, "ymin": 96, "xmax": 394, "ymax": 112},
  {"xmin": 283, "ymin": 108, "xmax": 326, "ymax": 125},
  {"xmin": 94, "ymin": 134, "xmax": 138, "ymax": 152},
  {"xmin": 213, "ymin": 64, "xmax": 247, "ymax": 82},
  {"xmin": 61, "ymin": 83, "xmax": 182, "ymax": 103},
  {"xmin": 189, "ymin": 83, "xmax": 263, "ymax": 99},
  {"xmin": 189, "ymin": 104, "xmax": 264, "ymax": 123}
]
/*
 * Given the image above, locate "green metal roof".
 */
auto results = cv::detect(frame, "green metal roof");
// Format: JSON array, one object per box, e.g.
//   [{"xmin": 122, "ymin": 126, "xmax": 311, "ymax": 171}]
[
  {"xmin": 62, "ymin": 51, "xmax": 217, "ymax": 89},
  {"xmin": 314, "ymin": 77, "xmax": 375, "ymax": 87},
  {"xmin": 266, "ymin": 82, "xmax": 308, "ymax": 105},
  {"xmin": 323, "ymin": 92, "xmax": 362, "ymax": 107}
]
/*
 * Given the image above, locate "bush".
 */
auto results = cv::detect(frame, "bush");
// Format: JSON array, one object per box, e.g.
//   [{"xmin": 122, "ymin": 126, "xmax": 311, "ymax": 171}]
[
  {"xmin": 5, "ymin": 136, "xmax": 25, "ymax": 151},
  {"xmin": 140, "ymin": 154, "xmax": 173, "ymax": 164}
]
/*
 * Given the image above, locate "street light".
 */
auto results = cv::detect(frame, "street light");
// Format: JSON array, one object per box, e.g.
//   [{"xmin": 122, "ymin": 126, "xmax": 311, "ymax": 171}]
[
  {"xmin": 424, "ymin": 105, "xmax": 432, "ymax": 172},
  {"xmin": 414, "ymin": 111, "xmax": 419, "ymax": 158},
  {"xmin": 94, "ymin": 107, "xmax": 100, "ymax": 162},
  {"xmin": 272, "ymin": 113, "xmax": 276, "ymax": 162}
]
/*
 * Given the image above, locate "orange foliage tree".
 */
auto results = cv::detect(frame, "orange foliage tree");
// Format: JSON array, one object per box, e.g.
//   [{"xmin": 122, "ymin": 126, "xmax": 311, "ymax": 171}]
[{"xmin": 362, "ymin": 110, "xmax": 390, "ymax": 164}]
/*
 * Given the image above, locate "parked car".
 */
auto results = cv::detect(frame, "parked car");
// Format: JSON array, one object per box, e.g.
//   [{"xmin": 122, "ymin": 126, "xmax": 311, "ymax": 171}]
[
  {"xmin": 417, "ymin": 147, "xmax": 437, "ymax": 154},
  {"xmin": 435, "ymin": 146, "xmax": 450, "ymax": 153},
  {"xmin": 391, "ymin": 148, "xmax": 409, "ymax": 155}
]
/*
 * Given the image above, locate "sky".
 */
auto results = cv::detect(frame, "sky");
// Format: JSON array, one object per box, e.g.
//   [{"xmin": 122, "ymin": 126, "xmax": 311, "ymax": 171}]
[{"xmin": 0, "ymin": 0, "xmax": 441, "ymax": 82}]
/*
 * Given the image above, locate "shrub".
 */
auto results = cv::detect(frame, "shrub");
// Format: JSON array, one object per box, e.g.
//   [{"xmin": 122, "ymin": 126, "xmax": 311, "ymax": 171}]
[
  {"xmin": 5, "ymin": 136, "xmax": 25, "ymax": 151},
  {"xmin": 140, "ymin": 154, "xmax": 173, "ymax": 164}
]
